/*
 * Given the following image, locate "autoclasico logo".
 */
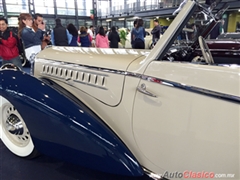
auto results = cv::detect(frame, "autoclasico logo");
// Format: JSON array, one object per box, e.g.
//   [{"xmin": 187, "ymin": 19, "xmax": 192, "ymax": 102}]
[{"xmin": 161, "ymin": 171, "xmax": 235, "ymax": 179}]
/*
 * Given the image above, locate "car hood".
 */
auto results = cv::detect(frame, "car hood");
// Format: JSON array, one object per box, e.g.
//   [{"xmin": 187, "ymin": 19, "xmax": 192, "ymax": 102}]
[
  {"xmin": 35, "ymin": 46, "xmax": 150, "ymax": 106},
  {"xmin": 37, "ymin": 46, "xmax": 150, "ymax": 71}
]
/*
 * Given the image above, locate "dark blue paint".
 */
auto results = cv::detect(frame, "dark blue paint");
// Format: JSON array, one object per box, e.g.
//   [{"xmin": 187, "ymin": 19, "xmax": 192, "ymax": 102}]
[{"xmin": 0, "ymin": 69, "xmax": 143, "ymax": 177}]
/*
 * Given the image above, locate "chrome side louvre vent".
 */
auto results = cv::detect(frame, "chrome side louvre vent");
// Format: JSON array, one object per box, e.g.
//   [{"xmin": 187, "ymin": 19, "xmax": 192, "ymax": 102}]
[{"xmin": 41, "ymin": 63, "xmax": 107, "ymax": 89}]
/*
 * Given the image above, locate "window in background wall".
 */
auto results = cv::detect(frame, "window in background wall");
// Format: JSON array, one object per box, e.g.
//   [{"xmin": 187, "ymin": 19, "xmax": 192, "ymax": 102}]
[
  {"xmin": 126, "ymin": 21, "xmax": 134, "ymax": 30},
  {"xmin": 77, "ymin": 0, "xmax": 86, "ymax": 16},
  {"xmin": 77, "ymin": 0, "xmax": 92, "ymax": 16},
  {"xmin": 66, "ymin": 19, "xmax": 77, "ymax": 28},
  {"xmin": 85, "ymin": 20, "xmax": 93, "ymax": 27},
  {"xmin": 44, "ymin": 18, "xmax": 55, "ymax": 30},
  {"xmin": 78, "ymin": 19, "xmax": 85, "ymax": 28},
  {"xmin": 126, "ymin": 0, "xmax": 136, "ymax": 13},
  {"xmin": 7, "ymin": 17, "xmax": 19, "ymax": 26},
  {"xmin": 85, "ymin": 0, "xmax": 92, "ymax": 16},
  {"xmin": 111, "ymin": 0, "xmax": 124, "ymax": 15},
  {"xmin": 97, "ymin": 0, "xmax": 109, "ymax": 17},
  {"xmin": 5, "ymin": 0, "xmax": 29, "ymax": 15},
  {"xmin": 144, "ymin": 20, "xmax": 150, "ymax": 28},
  {"xmin": 112, "ymin": 21, "xmax": 124, "ymax": 29},
  {"xmin": 145, "ymin": 0, "xmax": 156, "ymax": 10},
  {"xmin": 56, "ymin": 0, "xmax": 75, "ymax": 16},
  {"xmin": 101, "ymin": 21, "xmax": 107, "ymax": 27},
  {"xmin": 0, "ymin": 1, "xmax": 3, "ymax": 15},
  {"xmin": 34, "ymin": 0, "xmax": 54, "ymax": 14}
]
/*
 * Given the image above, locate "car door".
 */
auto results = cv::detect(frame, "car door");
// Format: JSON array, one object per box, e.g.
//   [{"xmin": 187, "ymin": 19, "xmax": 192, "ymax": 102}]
[{"xmin": 132, "ymin": 60, "xmax": 240, "ymax": 176}]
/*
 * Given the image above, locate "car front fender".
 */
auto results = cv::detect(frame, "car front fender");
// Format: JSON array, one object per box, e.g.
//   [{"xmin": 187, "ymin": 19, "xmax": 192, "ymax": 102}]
[{"xmin": 0, "ymin": 69, "xmax": 143, "ymax": 176}]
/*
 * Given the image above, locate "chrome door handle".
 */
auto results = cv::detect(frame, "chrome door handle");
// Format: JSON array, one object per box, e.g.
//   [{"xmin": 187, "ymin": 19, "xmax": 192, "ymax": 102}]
[{"xmin": 137, "ymin": 83, "xmax": 157, "ymax": 98}]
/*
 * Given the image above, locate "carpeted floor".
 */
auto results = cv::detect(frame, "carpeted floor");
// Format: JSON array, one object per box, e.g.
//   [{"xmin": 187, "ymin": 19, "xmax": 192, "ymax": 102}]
[{"xmin": 0, "ymin": 141, "xmax": 152, "ymax": 180}]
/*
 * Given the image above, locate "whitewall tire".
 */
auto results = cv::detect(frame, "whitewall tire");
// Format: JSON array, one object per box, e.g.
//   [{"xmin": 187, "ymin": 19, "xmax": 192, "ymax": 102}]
[{"xmin": 0, "ymin": 96, "xmax": 38, "ymax": 158}]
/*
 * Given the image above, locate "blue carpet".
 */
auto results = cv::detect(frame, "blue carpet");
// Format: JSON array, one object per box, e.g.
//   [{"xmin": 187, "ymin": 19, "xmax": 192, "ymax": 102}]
[{"xmin": 0, "ymin": 141, "xmax": 151, "ymax": 180}]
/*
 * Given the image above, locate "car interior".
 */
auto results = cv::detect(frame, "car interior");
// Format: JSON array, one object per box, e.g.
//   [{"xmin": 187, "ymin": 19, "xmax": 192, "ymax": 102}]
[{"xmin": 161, "ymin": 1, "xmax": 240, "ymax": 65}]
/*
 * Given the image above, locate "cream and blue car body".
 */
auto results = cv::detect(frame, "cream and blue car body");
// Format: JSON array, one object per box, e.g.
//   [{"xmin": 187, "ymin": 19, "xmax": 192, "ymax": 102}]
[{"xmin": 0, "ymin": 1, "xmax": 239, "ymax": 179}]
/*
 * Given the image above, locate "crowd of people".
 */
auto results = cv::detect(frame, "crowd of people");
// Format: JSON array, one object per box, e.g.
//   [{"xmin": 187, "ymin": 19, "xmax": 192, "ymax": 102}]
[
  {"xmin": 0, "ymin": 12, "xmax": 156, "ymax": 70},
  {"xmin": 0, "ymin": 13, "xmax": 118, "ymax": 69},
  {"xmin": 0, "ymin": 5, "xmax": 226, "ymax": 70}
]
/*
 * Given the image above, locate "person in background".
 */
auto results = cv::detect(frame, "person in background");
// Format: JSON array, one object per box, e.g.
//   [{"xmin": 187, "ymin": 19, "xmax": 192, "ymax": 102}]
[
  {"xmin": 78, "ymin": 26, "xmax": 91, "ymax": 47},
  {"xmin": 91, "ymin": 26, "xmax": 96, "ymax": 47},
  {"xmin": 87, "ymin": 26, "xmax": 94, "ymax": 39},
  {"xmin": 0, "ymin": 17, "xmax": 22, "ymax": 69},
  {"xmin": 18, "ymin": 13, "xmax": 45, "ymax": 56},
  {"xmin": 151, "ymin": 19, "xmax": 161, "ymax": 44},
  {"xmin": 67, "ymin": 23, "xmax": 78, "ymax": 46},
  {"xmin": 104, "ymin": 27, "xmax": 108, "ymax": 35},
  {"xmin": 187, "ymin": 23, "xmax": 196, "ymax": 41},
  {"xmin": 32, "ymin": 13, "xmax": 50, "ymax": 49},
  {"xmin": 219, "ymin": 19, "xmax": 225, "ymax": 34},
  {"xmin": 108, "ymin": 26, "xmax": 120, "ymax": 48},
  {"xmin": 95, "ymin": 25, "xmax": 100, "ymax": 36},
  {"xmin": 131, "ymin": 19, "xmax": 138, "ymax": 48},
  {"xmin": 106, "ymin": 28, "xmax": 111, "ymax": 36},
  {"xmin": 95, "ymin": 26, "xmax": 109, "ymax": 48},
  {"xmin": 51, "ymin": 18, "xmax": 72, "ymax": 46},
  {"xmin": 132, "ymin": 19, "xmax": 146, "ymax": 49}
]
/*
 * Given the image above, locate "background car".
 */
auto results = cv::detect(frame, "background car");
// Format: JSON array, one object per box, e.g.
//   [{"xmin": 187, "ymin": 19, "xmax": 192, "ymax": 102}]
[
  {"xmin": 193, "ymin": 35, "xmax": 240, "ymax": 64},
  {"xmin": 217, "ymin": 32, "xmax": 240, "ymax": 39}
]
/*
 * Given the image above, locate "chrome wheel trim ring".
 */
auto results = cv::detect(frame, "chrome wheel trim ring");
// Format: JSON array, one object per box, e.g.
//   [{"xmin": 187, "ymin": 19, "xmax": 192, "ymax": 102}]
[{"xmin": 2, "ymin": 103, "xmax": 31, "ymax": 148}]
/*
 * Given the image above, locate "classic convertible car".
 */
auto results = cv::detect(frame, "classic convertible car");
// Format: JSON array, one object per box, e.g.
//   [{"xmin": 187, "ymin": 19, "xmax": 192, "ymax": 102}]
[{"xmin": 0, "ymin": 1, "xmax": 239, "ymax": 180}]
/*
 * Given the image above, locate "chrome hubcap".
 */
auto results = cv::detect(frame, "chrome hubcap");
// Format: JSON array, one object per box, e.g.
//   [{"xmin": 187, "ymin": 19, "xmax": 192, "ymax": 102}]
[
  {"xmin": 6, "ymin": 114, "xmax": 24, "ymax": 135},
  {"xmin": 2, "ymin": 104, "xmax": 30, "ymax": 147}
]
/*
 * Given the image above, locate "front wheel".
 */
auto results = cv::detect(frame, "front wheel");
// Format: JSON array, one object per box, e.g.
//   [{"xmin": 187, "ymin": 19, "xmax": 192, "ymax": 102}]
[{"xmin": 0, "ymin": 97, "xmax": 39, "ymax": 158}]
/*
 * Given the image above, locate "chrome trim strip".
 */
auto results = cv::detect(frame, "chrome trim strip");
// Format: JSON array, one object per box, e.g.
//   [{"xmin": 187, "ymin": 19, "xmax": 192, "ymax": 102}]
[
  {"xmin": 42, "ymin": 63, "xmax": 110, "ymax": 77},
  {"xmin": 143, "ymin": 167, "xmax": 168, "ymax": 180},
  {"xmin": 140, "ymin": 75, "xmax": 240, "ymax": 104},
  {"xmin": 37, "ymin": 59, "xmax": 240, "ymax": 104}
]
